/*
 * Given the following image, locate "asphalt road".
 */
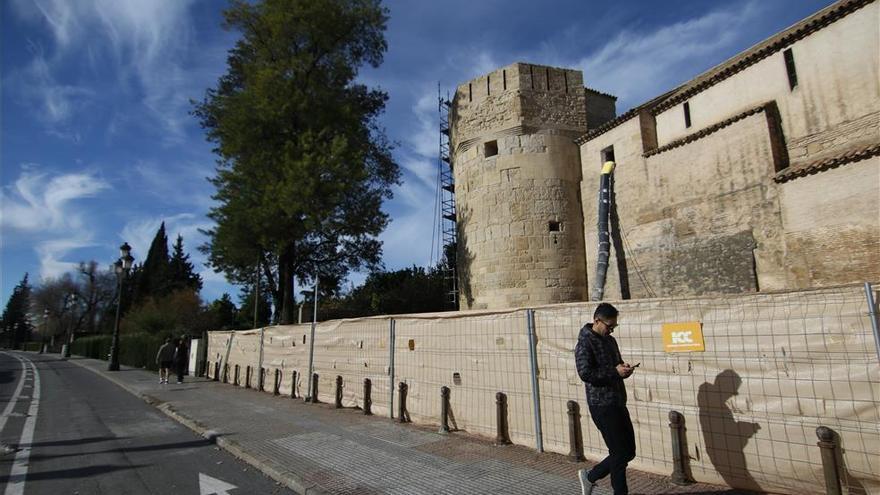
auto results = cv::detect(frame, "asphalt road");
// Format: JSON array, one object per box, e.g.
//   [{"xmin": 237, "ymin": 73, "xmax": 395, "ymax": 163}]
[{"xmin": 0, "ymin": 351, "xmax": 292, "ymax": 495}]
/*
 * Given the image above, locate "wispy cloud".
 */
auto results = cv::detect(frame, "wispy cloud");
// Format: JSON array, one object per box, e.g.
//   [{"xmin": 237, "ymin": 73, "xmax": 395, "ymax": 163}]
[
  {"xmin": 572, "ymin": 1, "xmax": 764, "ymax": 109},
  {"xmin": 9, "ymin": 0, "xmax": 222, "ymax": 143},
  {"xmin": 0, "ymin": 165, "xmax": 111, "ymax": 279}
]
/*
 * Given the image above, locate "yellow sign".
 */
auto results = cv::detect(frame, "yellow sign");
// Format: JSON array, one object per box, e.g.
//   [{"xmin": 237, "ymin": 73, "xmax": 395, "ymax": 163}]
[{"xmin": 662, "ymin": 321, "xmax": 705, "ymax": 352}]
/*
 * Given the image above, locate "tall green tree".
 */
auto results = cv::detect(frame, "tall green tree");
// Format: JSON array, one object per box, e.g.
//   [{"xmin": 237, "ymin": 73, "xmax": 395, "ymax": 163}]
[
  {"xmin": 237, "ymin": 282, "xmax": 272, "ymax": 328},
  {"xmin": 207, "ymin": 293, "xmax": 238, "ymax": 330},
  {"xmin": 134, "ymin": 222, "xmax": 170, "ymax": 304},
  {"xmin": 194, "ymin": 0, "xmax": 400, "ymax": 324},
  {"xmin": 1, "ymin": 273, "xmax": 33, "ymax": 348},
  {"xmin": 169, "ymin": 234, "xmax": 203, "ymax": 293}
]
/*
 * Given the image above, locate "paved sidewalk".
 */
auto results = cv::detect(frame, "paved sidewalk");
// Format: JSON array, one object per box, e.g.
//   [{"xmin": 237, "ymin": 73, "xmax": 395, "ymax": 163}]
[{"xmin": 68, "ymin": 356, "xmax": 752, "ymax": 495}]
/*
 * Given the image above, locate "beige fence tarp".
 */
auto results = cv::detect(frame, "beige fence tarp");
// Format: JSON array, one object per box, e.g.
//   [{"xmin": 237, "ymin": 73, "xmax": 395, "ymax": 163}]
[{"xmin": 206, "ymin": 284, "xmax": 880, "ymax": 494}]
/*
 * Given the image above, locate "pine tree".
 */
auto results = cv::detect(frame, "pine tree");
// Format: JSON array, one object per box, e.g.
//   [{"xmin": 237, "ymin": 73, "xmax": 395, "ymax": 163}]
[
  {"xmin": 169, "ymin": 234, "xmax": 203, "ymax": 293},
  {"xmin": 133, "ymin": 222, "xmax": 170, "ymax": 304},
  {"xmin": 208, "ymin": 293, "xmax": 238, "ymax": 330},
  {"xmin": 1, "ymin": 273, "xmax": 34, "ymax": 348}
]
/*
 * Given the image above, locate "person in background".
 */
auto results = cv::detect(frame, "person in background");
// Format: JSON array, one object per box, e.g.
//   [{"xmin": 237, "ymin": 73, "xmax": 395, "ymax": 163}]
[
  {"xmin": 173, "ymin": 337, "xmax": 189, "ymax": 384},
  {"xmin": 155, "ymin": 337, "xmax": 175, "ymax": 384},
  {"xmin": 574, "ymin": 302, "xmax": 637, "ymax": 495}
]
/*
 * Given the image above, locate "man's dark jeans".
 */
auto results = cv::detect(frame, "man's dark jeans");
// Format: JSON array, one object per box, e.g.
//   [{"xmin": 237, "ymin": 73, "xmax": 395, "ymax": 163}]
[{"xmin": 587, "ymin": 404, "xmax": 636, "ymax": 494}]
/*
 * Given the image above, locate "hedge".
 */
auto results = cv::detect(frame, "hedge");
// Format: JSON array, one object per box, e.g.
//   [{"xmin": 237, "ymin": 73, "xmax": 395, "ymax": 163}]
[{"xmin": 70, "ymin": 333, "xmax": 169, "ymax": 371}]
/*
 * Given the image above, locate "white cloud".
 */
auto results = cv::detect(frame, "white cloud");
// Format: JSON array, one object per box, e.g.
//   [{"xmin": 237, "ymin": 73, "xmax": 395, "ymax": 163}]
[
  {"xmin": 573, "ymin": 1, "xmax": 764, "ymax": 109},
  {"xmin": 0, "ymin": 166, "xmax": 109, "ymax": 232},
  {"xmin": 10, "ymin": 0, "xmax": 219, "ymax": 143},
  {"xmin": 0, "ymin": 165, "xmax": 111, "ymax": 280}
]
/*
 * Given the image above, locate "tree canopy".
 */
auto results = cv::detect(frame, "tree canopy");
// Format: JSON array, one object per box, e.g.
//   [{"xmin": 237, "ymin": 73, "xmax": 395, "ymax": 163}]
[
  {"xmin": 0, "ymin": 273, "xmax": 33, "ymax": 348},
  {"xmin": 194, "ymin": 0, "xmax": 400, "ymax": 324}
]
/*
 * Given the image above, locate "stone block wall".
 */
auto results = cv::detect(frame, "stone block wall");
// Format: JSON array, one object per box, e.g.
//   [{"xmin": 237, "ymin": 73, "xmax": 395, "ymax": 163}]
[{"xmin": 450, "ymin": 63, "xmax": 590, "ymax": 309}]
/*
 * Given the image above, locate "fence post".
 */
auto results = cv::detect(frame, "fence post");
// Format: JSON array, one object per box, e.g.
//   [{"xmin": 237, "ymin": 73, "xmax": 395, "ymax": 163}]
[
  {"xmin": 335, "ymin": 375, "xmax": 343, "ymax": 408},
  {"xmin": 233, "ymin": 364, "xmax": 239, "ymax": 385},
  {"xmin": 526, "ymin": 309, "xmax": 544, "ymax": 453},
  {"xmin": 495, "ymin": 392, "xmax": 511, "ymax": 445},
  {"xmin": 567, "ymin": 400, "xmax": 585, "ymax": 462},
  {"xmin": 291, "ymin": 370, "xmax": 298, "ymax": 399},
  {"xmin": 668, "ymin": 411, "xmax": 692, "ymax": 485},
  {"xmin": 398, "ymin": 382, "xmax": 410, "ymax": 423},
  {"xmin": 864, "ymin": 282, "xmax": 880, "ymax": 362},
  {"xmin": 363, "ymin": 378, "xmax": 372, "ymax": 415},
  {"xmin": 307, "ymin": 373, "xmax": 320, "ymax": 403},
  {"xmin": 439, "ymin": 386, "xmax": 451, "ymax": 434},
  {"xmin": 306, "ymin": 308, "xmax": 318, "ymax": 401},
  {"xmin": 816, "ymin": 426, "xmax": 842, "ymax": 495},
  {"xmin": 258, "ymin": 327, "xmax": 265, "ymax": 389},
  {"xmin": 273, "ymin": 369, "xmax": 280, "ymax": 395},
  {"xmin": 389, "ymin": 318, "xmax": 396, "ymax": 419}
]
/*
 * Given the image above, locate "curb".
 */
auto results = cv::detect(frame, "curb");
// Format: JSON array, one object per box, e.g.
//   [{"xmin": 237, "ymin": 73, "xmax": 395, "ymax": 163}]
[{"xmin": 67, "ymin": 356, "xmax": 328, "ymax": 495}]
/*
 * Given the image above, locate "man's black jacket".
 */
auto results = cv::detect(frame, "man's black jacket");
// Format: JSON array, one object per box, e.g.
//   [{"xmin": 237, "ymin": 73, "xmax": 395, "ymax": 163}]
[{"xmin": 574, "ymin": 323, "xmax": 627, "ymax": 407}]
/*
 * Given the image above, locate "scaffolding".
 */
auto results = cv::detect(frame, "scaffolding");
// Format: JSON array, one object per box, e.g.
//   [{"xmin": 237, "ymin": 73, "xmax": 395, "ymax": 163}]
[{"xmin": 438, "ymin": 87, "xmax": 458, "ymax": 307}]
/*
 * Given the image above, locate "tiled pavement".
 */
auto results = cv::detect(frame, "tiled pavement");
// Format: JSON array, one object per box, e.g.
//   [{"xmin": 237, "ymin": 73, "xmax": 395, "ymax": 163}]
[{"xmin": 68, "ymin": 356, "xmax": 755, "ymax": 495}]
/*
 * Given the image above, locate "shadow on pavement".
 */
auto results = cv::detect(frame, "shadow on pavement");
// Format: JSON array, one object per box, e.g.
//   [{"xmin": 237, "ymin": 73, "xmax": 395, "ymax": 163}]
[
  {"xmin": 23, "ymin": 436, "xmax": 129, "ymax": 448},
  {"xmin": 0, "ymin": 464, "xmax": 146, "ymax": 482},
  {"xmin": 25, "ymin": 437, "xmax": 227, "ymax": 462}
]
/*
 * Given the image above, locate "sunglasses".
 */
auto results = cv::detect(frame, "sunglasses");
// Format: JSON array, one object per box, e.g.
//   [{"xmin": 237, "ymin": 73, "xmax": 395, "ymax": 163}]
[{"xmin": 596, "ymin": 319, "xmax": 618, "ymax": 330}]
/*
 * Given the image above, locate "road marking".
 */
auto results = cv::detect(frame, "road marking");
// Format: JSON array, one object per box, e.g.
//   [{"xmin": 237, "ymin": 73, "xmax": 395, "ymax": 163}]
[
  {"xmin": 0, "ymin": 352, "xmax": 27, "ymax": 434},
  {"xmin": 199, "ymin": 472, "xmax": 238, "ymax": 495},
  {"xmin": 4, "ymin": 354, "xmax": 40, "ymax": 495}
]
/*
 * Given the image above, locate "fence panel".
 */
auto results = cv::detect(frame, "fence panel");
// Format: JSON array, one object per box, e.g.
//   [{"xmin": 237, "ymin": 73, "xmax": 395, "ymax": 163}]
[
  {"xmin": 262, "ymin": 324, "xmax": 311, "ymax": 396},
  {"xmin": 533, "ymin": 285, "xmax": 880, "ymax": 494},
  {"xmin": 310, "ymin": 318, "xmax": 393, "ymax": 415},
  {"xmin": 394, "ymin": 310, "xmax": 537, "ymax": 445}
]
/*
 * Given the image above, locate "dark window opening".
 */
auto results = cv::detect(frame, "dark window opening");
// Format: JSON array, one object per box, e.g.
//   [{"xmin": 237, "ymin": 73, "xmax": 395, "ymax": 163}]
[
  {"xmin": 683, "ymin": 102, "xmax": 692, "ymax": 128},
  {"xmin": 484, "ymin": 140, "xmax": 498, "ymax": 157},
  {"xmin": 503, "ymin": 70, "xmax": 507, "ymax": 90},
  {"xmin": 468, "ymin": 83, "xmax": 472, "ymax": 102},
  {"xmin": 548, "ymin": 221, "xmax": 561, "ymax": 232},
  {"xmin": 601, "ymin": 145, "xmax": 615, "ymax": 163},
  {"xmin": 783, "ymin": 48, "xmax": 798, "ymax": 90}
]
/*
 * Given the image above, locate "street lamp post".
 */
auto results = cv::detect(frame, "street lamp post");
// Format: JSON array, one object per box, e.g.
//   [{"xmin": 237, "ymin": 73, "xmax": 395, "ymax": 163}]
[
  {"xmin": 108, "ymin": 242, "xmax": 134, "ymax": 372},
  {"xmin": 62, "ymin": 293, "xmax": 77, "ymax": 358}
]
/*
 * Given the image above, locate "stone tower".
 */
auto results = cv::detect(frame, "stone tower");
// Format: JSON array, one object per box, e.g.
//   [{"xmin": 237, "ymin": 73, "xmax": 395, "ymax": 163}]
[{"xmin": 450, "ymin": 63, "xmax": 614, "ymax": 309}]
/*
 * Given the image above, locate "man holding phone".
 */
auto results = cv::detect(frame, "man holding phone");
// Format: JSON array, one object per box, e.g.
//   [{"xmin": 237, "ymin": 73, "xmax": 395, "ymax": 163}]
[{"xmin": 574, "ymin": 302, "xmax": 637, "ymax": 495}]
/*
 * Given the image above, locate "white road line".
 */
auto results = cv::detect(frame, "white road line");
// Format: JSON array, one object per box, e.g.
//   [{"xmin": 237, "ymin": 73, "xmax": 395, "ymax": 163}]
[
  {"xmin": 4, "ymin": 353, "xmax": 41, "ymax": 495},
  {"xmin": 0, "ymin": 352, "xmax": 27, "ymax": 434}
]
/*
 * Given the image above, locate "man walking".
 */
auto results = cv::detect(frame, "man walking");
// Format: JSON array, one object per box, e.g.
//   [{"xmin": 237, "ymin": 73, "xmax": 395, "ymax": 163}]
[
  {"xmin": 156, "ymin": 337, "xmax": 175, "ymax": 384},
  {"xmin": 574, "ymin": 303, "xmax": 636, "ymax": 495}
]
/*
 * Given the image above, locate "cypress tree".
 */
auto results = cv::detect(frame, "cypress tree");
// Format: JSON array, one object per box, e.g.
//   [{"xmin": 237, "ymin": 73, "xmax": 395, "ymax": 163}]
[
  {"xmin": 1, "ymin": 273, "xmax": 34, "ymax": 348},
  {"xmin": 133, "ymin": 222, "xmax": 170, "ymax": 304},
  {"xmin": 169, "ymin": 234, "xmax": 203, "ymax": 293}
]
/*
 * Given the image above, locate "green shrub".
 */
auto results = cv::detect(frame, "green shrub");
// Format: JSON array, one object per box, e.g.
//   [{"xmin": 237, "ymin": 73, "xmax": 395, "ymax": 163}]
[
  {"xmin": 70, "ymin": 333, "xmax": 169, "ymax": 371},
  {"xmin": 22, "ymin": 341, "xmax": 42, "ymax": 352}
]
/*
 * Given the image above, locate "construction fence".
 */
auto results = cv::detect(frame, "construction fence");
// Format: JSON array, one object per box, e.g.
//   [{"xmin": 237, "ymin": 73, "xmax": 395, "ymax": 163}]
[{"xmin": 206, "ymin": 283, "xmax": 880, "ymax": 494}]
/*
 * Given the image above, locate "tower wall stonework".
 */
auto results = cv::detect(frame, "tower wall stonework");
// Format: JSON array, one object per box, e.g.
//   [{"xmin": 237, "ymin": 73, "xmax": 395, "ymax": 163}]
[{"xmin": 450, "ymin": 63, "xmax": 589, "ymax": 309}]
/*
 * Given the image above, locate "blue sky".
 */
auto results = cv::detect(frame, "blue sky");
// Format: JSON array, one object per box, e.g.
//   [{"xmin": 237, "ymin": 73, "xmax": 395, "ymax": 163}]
[{"xmin": 1, "ymin": 0, "xmax": 835, "ymax": 305}]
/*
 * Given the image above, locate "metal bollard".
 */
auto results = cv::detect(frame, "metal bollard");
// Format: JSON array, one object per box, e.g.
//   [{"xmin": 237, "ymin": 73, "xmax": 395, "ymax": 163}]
[
  {"xmin": 308, "ymin": 373, "xmax": 320, "ymax": 403},
  {"xmin": 439, "ymin": 386, "xmax": 451, "ymax": 434},
  {"xmin": 233, "ymin": 364, "xmax": 239, "ymax": 386},
  {"xmin": 816, "ymin": 426, "xmax": 842, "ymax": 495},
  {"xmin": 214, "ymin": 362, "xmax": 220, "ymax": 382},
  {"xmin": 291, "ymin": 371, "xmax": 298, "ymax": 399},
  {"xmin": 567, "ymin": 401, "xmax": 585, "ymax": 462},
  {"xmin": 273, "ymin": 369, "xmax": 281, "ymax": 395},
  {"xmin": 495, "ymin": 392, "xmax": 511, "ymax": 445},
  {"xmin": 258, "ymin": 367, "xmax": 265, "ymax": 391},
  {"xmin": 398, "ymin": 382, "xmax": 410, "ymax": 423},
  {"xmin": 246, "ymin": 366, "xmax": 252, "ymax": 388},
  {"xmin": 669, "ymin": 411, "xmax": 692, "ymax": 485},
  {"xmin": 363, "ymin": 378, "xmax": 372, "ymax": 415},
  {"xmin": 335, "ymin": 375, "xmax": 343, "ymax": 408}
]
